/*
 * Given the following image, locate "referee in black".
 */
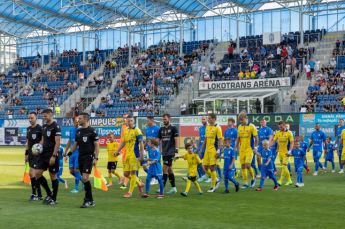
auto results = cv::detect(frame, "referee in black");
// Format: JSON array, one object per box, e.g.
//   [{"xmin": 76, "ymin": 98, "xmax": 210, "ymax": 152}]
[
  {"xmin": 25, "ymin": 112, "xmax": 42, "ymax": 201},
  {"xmin": 34, "ymin": 109, "xmax": 61, "ymax": 205},
  {"xmin": 158, "ymin": 113, "xmax": 179, "ymax": 194},
  {"xmin": 70, "ymin": 112, "xmax": 99, "ymax": 208}
]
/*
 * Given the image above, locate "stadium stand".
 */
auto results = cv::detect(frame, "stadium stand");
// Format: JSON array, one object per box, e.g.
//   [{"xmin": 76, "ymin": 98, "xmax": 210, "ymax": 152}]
[
  {"xmin": 210, "ymin": 30, "xmax": 324, "ymax": 82},
  {"xmin": 94, "ymin": 40, "xmax": 214, "ymax": 117},
  {"xmin": 301, "ymin": 39, "xmax": 345, "ymax": 112}
]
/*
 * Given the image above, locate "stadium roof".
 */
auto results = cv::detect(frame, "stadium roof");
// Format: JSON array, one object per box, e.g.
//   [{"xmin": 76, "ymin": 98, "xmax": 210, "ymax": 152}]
[{"xmin": 0, "ymin": 0, "xmax": 326, "ymax": 38}]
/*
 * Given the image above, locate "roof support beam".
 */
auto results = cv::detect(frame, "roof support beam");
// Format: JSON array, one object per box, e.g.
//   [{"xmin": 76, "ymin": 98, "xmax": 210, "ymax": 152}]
[{"xmin": 17, "ymin": 0, "xmax": 97, "ymax": 26}]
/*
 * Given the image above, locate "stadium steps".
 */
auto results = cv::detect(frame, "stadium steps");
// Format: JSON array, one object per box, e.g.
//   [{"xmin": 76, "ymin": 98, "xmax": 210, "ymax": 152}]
[
  {"xmin": 60, "ymin": 62, "xmax": 107, "ymax": 116},
  {"xmin": 84, "ymin": 52, "xmax": 141, "ymax": 113},
  {"xmin": 213, "ymin": 42, "xmax": 230, "ymax": 64},
  {"xmin": 162, "ymin": 44, "xmax": 215, "ymax": 115},
  {"xmin": 312, "ymin": 32, "xmax": 344, "ymax": 65},
  {"xmin": 6, "ymin": 62, "xmax": 51, "ymax": 105}
]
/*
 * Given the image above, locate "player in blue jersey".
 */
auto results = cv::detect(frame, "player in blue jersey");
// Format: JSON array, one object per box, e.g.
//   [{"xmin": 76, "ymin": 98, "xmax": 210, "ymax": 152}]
[
  {"xmin": 222, "ymin": 138, "xmax": 239, "ymax": 193},
  {"xmin": 256, "ymin": 140, "xmax": 279, "ymax": 191},
  {"xmin": 63, "ymin": 118, "xmax": 82, "ymax": 193},
  {"xmin": 323, "ymin": 137, "xmax": 336, "ymax": 173},
  {"xmin": 197, "ymin": 116, "xmax": 208, "ymax": 182},
  {"xmin": 307, "ymin": 123, "xmax": 327, "ymax": 176},
  {"xmin": 299, "ymin": 135, "xmax": 310, "ymax": 174},
  {"xmin": 57, "ymin": 146, "xmax": 68, "ymax": 189},
  {"xmin": 270, "ymin": 136, "xmax": 278, "ymax": 175},
  {"xmin": 224, "ymin": 117, "xmax": 240, "ymax": 178},
  {"xmin": 256, "ymin": 119, "xmax": 273, "ymax": 178},
  {"xmin": 287, "ymin": 141, "xmax": 306, "ymax": 187},
  {"xmin": 335, "ymin": 119, "xmax": 345, "ymax": 173},
  {"xmin": 145, "ymin": 116, "xmax": 160, "ymax": 184},
  {"xmin": 142, "ymin": 139, "xmax": 164, "ymax": 198}
]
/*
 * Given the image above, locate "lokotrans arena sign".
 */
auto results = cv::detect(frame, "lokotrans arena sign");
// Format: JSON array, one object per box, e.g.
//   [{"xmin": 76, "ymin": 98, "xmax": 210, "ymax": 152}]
[{"xmin": 199, "ymin": 77, "xmax": 291, "ymax": 91}]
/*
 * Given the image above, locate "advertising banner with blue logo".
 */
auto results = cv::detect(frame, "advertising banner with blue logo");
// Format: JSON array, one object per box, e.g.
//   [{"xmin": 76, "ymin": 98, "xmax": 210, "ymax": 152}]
[
  {"xmin": 299, "ymin": 113, "xmax": 344, "ymax": 140},
  {"xmin": 60, "ymin": 117, "xmax": 124, "ymax": 147}
]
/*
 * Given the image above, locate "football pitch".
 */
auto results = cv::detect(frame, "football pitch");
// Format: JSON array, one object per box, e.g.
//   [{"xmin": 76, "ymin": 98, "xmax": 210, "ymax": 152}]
[{"xmin": 0, "ymin": 146, "xmax": 344, "ymax": 229}]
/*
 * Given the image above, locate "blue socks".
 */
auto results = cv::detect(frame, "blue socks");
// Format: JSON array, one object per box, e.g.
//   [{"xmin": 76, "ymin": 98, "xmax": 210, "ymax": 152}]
[
  {"xmin": 197, "ymin": 164, "xmax": 205, "ymax": 178},
  {"xmin": 216, "ymin": 166, "xmax": 222, "ymax": 179},
  {"xmin": 73, "ymin": 171, "xmax": 81, "ymax": 190}
]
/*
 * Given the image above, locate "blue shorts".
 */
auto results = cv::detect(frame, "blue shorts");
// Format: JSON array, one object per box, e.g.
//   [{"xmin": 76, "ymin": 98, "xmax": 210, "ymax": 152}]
[
  {"xmin": 223, "ymin": 168, "xmax": 236, "ymax": 178},
  {"xmin": 338, "ymin": 145, "xmax": 343, "ymax": 156},
  {"xmin": 313, "ymin": 149, "xmax": 322, "ymax": 162},
  {"xmin": 197, "ymin": 147, "xmax": 205, "ymax": 159},
  {"xmin": 69, "ymin": 151, "xmax": 79, "ymax": 170},
  {"xmin": 325, "ymin": 157, "xmax": 334, "ymax": 162},
  {"xmin": 59, "ymin": 159, "xmax": 63, "ymax": 168}
]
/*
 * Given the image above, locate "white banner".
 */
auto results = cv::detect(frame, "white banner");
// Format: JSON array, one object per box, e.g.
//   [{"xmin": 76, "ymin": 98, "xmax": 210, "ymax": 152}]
[
  {"xmin": 199, "ymin": 77, "xmax": 291, "ymax": 91},
  {"xmin": 263, "ymin": 32, "xmax": 281, "ymax": 45}
]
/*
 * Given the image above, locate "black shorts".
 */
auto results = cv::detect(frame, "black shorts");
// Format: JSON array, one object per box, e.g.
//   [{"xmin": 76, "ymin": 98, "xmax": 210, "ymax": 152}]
[
  {"xmin": 28, "ymin": 153, "xmax": 39, "ymax": 168},
  {"xmin": 107, "ymin": 161, "xmax": 118, "ymax": 171},
  {"xmin": 162, "ymin": 155, "xmax": 174, "ymax": 167},
  {"xmin": 79, "ymin": 155, "xmax": 94, "ymax": 174},
  {"xmin": 188, "ymin": 176, "xmax": 197, "ymax": 182},
  {"xmin": 35, "ymin": 153, "xmax": 59, "ymax": 173}
]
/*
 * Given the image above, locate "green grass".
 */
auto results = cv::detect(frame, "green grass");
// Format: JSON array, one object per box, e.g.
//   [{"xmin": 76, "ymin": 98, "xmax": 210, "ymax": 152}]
[{"xmin": 0, "ymin": 146, "xmax": 344, "ymax": 229}]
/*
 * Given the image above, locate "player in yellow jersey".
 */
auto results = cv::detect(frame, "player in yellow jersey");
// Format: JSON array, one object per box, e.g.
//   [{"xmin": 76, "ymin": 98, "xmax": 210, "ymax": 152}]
[
  {"xmin": 201, "ymin": 113, "xmax": 223, "ymax": 193},
  {"xmin": 106, "ymin": 133, "xmax": 123, "ymax": 187},
  {"xmin": 115, "ymin": 114, "xmax": 145, "ymax": 198},
  {"xmin": 271, "ymin": 121, "xmax": 294, "ymax": 186},
  {"xmin": 120, "ymin": 114, "xmax": 129, "ymax": 189},
  {"xmin": 341, "ymin": 129, "xmax": 345, "ymax": 167},
  {"xmin": 176, "ymin": 142, "xmax": 203, "ymax": 197},
  {"xmin": 235, "ymin": 111, "xmax": 258, "ymax": 189}
]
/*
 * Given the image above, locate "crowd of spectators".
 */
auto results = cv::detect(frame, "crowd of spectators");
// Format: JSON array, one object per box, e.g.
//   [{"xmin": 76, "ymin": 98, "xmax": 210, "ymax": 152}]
[
  {"xmin": 301, "ymin": 62, "xmax": 345, "ymax": 112},
  {"xmin": 202, "ymin": 35, "xmax": 315, "ymax": 82},
  {"xmin": 95, "ymin": 40, "xmax": 206, "ymax": 116}
]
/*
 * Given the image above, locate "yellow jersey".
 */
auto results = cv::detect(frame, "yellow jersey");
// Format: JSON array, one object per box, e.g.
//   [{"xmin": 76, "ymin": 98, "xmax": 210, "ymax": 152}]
[
  {"xmin": 205, "ymin": 125, "xmax": 223, "ymax": 153},
  {"xmin": 237, "ymin": 123, "xmax": 258, "ymax": 151},
  {"xmin": 183, "ymin": 153, "xmax": 202, "ymax": 177},
  {"xmin": 274, "ymin": 130, "xmax": 294, "ymax": 154},
  {"xmin": 123, "ymin": 127, "xmax": 143, "ymax": 159},
  {"xmin": 107, "ymin": 141, "xmax": 119, "ymax": 162},
  {"xmin": 341, "ymin": 129, "xmax": 345, "ymax": 153},
  {"xmin": 120, "ymin": 124, "xmax": 128, "ymax": 161}
]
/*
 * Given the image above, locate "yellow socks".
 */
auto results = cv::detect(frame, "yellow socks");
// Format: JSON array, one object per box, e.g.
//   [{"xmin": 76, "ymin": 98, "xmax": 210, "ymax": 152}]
[
  {"xmin": 283, "ymin": 166, "xmax": 292, "ymax": 182},
  {"xmin": 248, "ymin": 167, "xmax": 255, "ymax": 179},
  {"xmin": 211, "ymin": 170, "xmax": 217, "ymax": 188},
  {"xmin": 108, "ymin": 172, "xmax": 112, "ymax": 185},
  {"xmin": 242, "ymin": 168, "xmax": 248, "ymax": 184},
  {"xmin": 206, "ymin": 169, "xmax": 212, "ymax": 177},
  {"xmin": 128, "ymin": 174, "xmax": 137, "ymax": 193},
  {"xmin": 185, "ymin": 180, "xmax": 191, "ymax": 193},
  {"xmin": 194, "ymin": 181, "xmax": 202, "ymax": 193}
]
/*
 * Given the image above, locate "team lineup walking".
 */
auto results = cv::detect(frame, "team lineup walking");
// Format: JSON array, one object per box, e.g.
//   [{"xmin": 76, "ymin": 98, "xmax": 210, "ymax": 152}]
[{"xmin": 25, "ymin": 112, "xmax": 345, "ymax": 208}]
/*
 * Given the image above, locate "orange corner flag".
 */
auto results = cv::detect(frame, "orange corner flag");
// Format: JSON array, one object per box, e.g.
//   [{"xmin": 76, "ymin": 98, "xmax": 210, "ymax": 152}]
[
  {"xmin": 93, "ymin": 166, "xmax": 108, "ymax": 191},
  {"xmin": 23, "ymin": 163, "xmax": 31, "ymax": 184}
]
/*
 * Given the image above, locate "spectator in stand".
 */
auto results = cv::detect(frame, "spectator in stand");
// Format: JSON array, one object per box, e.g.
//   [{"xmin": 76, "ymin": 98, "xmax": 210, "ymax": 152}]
[
  {"xmin": 330, "ymin": 57, "xmax": 337, "ymax": 68},
  {"xmin": 269, "ymin": 67, "xmax": 276, "ymax": 76},
  {"xmin": 209, "ymin": 62, "xmax": 217, "ymax": 79},
  {"xmin": 224, "ymin": 65, "xmax": 231, "ymax": 76},
  {"xmin": 228, "ymin": 45, "xmax": 234, "ymax": 59},
  {"xmin": 336, "ymin": 40, "xmax": 341, "ymax": 50},
  {"xmin": 260, "ymin": 46, "xmax": 267, "ymax": 58},
  {"xmin": 238, "ymin": 71, "xmax": 244, "ymax": 80},
  {"xmin": 305, "ymin": 63, "xmax": 311, "ymax": 80},
  {"xmin": 308, "ymin": 59, "xmax": 316, "ymax": 73},
  {"xmin": 290, "ymin": 91, "xmax": 298, "ymax": 112},
  {"xmin": 276, "ymin": 45, "xmax": 282, "ymax": 59},
  {"xmin": 255, "ymin": 99, "xmax": 261, "ymax": 113},
  {"xmin": 180, "ymin": 102, "xmax": 187, "ymax": 115},
  {"xmin": 260, "ymin": 70, "xmax": 267, "ymax": 79}
]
